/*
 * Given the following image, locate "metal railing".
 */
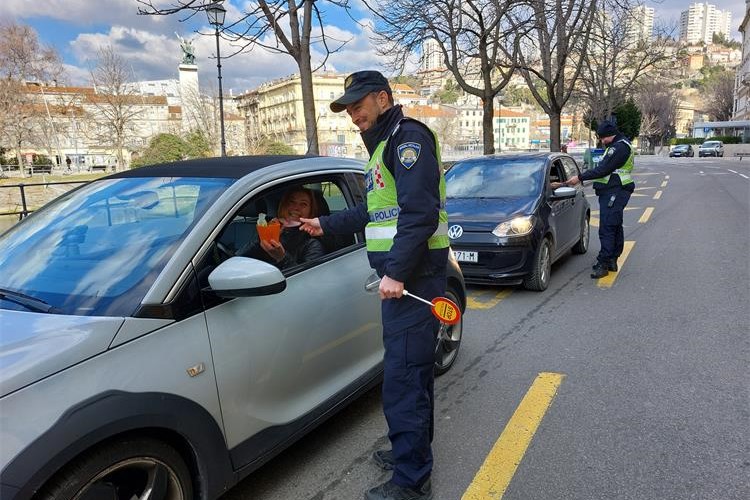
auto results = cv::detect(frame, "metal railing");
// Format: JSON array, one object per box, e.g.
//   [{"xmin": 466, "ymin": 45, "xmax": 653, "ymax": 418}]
[{"xmin": 0, "ymin": 180, "xmax": 89, "ymax": 219}]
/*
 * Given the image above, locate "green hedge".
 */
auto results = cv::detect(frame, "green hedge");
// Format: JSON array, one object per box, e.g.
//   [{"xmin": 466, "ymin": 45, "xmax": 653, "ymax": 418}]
[{"xmin": 670, "ymin": 136, "xmax": 742, "ymax": 145}]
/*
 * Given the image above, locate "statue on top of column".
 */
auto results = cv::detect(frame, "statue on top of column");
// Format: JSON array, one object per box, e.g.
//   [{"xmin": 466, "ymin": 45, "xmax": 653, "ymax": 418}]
[{"xmin": 176, "ymin": 33, "xmax": 196, "ymax": 65}]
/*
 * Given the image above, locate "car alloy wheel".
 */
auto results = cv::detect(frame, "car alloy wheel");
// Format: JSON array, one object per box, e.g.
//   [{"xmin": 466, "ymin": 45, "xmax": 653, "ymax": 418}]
[
  {"xmin": 572, "ymin": 217, "xmax": 589, "ymax": 254},
  {"xmin": 523, "ymin": 238, "xmax": 552, "ymax": 291},
  {"xmin": 38, "ymin": 438, "xmax": 192, "ymax": 500},
  {"xmin": 434, "ymin": 288, "xmax": 463, "ymax": 376}
]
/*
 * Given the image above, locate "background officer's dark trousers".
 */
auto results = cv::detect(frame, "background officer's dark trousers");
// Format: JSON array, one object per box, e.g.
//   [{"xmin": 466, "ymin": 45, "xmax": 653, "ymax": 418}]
[
  {"xmin": 596, "ymin": 187, "xmax": 632, "ymax": 265},
  {"xmin": 381, "ymin": 275, "xmax": 443, "ymax": 490}
]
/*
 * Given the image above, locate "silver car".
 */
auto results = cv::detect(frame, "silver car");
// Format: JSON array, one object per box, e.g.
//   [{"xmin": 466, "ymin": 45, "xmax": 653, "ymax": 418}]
[{"xmin": 0, "ymin": 156, "xmax": 466, "ymax": 500}]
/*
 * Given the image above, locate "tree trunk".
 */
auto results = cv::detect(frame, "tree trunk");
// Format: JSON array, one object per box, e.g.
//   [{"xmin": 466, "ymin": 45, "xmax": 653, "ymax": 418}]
[
  {"xmin": 482, "ymin": 96, "xmax": 495, "ymax": 155},
  {"xmin": 15, "ymin": 144, "xmax": 26, "ymax": 178},
  {"xmin": 549, "ymin": 111, "xmax": 562, "ymax": 152},
  {"xmin": 299, "ymin": 56, "xmax": 319, "ymax": 155}
]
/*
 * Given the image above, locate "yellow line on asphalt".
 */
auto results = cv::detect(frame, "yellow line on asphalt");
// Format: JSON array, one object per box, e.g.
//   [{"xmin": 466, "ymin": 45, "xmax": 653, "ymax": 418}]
[
  {"xmin": 597, "ymin": 241, "xmax": 635, "ymax": 288},
  {"xmin": 660, "ymin": 181, "xmax": 668, "ymax": 188},
  {"xmin": 639, "ymin": 207, "xmax": 654, "ymax": 223},
  {"xmin": 462, "ymin": 372, "xmax": 565, "ymax": 500},
  {"xmin": 653, "ymin": 190, "xmax": 662, "ymax": 200},
  {"xmin": 467, "ymin": 289, "xmax": 513, "ymax": 310}
]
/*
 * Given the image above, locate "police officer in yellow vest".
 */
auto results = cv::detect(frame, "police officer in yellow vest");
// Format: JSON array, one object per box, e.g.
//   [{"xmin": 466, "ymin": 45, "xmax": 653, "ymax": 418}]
[
  {"xmin": 300, "ymin": 71, "xmax": 447, "ymax": 500},
  {"xmin": 567, "ymin": 120, "xmax": 635, "ymax": 278}
]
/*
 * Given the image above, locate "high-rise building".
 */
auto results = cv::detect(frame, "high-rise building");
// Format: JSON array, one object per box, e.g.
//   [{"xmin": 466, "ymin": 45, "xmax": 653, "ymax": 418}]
[
  {"xmin": 420, "ymin": 39, "xmax": 444, "ymax": 72},
  {"xmin": 733, "ymin": 1, "xmax": 750, "ymax": 120},
  {"xmin": 627, "ymin": 5, "xmax": 655, "ymax": 41},
  {"xmin": 679, "ymin": 3, "xmax": 733, "ymax": 44}
]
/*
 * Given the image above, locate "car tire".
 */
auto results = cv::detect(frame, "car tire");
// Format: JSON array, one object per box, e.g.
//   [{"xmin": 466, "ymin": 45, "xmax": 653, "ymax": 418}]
[
  {"xmin": 523, "ymin": 237, "xmax": 552, "ymax": 291},
  {"xmin": 37, "ymin": 437, "xmax": 194, "ymax": 500},
  {"xmin": 572, "ymin": 215, "xmax": 590, "ymax": 254},
  {"xmin": 434, "ymin": 287, "xmax": 463, "ymax": 376}
]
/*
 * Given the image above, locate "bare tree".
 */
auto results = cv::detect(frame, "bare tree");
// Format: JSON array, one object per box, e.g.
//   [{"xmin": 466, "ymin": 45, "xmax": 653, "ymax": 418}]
[
  {"xmin": 704, "ymin": 70, "xmax": 736, "ymax": 121},
  {"xmin": 576, "ymin": 0, "xmax": 672, "ymax": 126},
  {"xmin": 0, "ymin": 22, "xmax": 63, "ymax": 176},
  {"xmin": 87, "ymin": 46, "xmax": 143, "ymax": 172},
  {"xmin": 509, "ymin": 0, "xmax": 598, "ymax": 152},
  {"xmin": 366, "ymin": 0, "xmax": 518, "ymax": 154},
  {"xmin": 634, "ymin": 79, "xmax": 678, "ymax": 152},
  {"xmin": 137, "ymin": 0, "xmax": 351, "ymax": 155}
]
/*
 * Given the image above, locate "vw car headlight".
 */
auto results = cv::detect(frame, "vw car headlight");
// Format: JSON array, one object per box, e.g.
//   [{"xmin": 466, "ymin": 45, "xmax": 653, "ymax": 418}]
[{"xmin": 492, "ymin": 215, "xmax": 535, "ymax": 237}]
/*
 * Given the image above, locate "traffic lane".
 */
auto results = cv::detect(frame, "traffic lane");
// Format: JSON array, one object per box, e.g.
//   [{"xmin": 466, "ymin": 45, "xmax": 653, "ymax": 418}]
[{"xmin": 493, "ymin": 158, "xmax": 748, "ymax": 499}]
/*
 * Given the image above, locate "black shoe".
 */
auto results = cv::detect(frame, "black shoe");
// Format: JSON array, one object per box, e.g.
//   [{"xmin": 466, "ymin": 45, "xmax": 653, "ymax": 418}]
[
  {"xmin": 364, "ymin": 479, "xmax": 433, "ymax": 500},
  {"xmin": 608, "ymin": 261, "xmax": 618, "ymax": 272},
  {"xmin": 373, "ymin": 450, "xmax": 394, "ymax": 471},
  {"xmin": 590, "ymin": 263, "xmax": 609, "ymax": 279}
]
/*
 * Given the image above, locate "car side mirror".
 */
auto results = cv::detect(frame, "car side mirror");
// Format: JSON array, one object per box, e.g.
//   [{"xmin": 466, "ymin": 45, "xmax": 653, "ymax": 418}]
[
  {"xmin": 207, "ymin": 257, "xmax": 286, "ymax": 298},
  {"xmin": 551, "ymin": 186, "xmax": 577, "ymax": 200}
]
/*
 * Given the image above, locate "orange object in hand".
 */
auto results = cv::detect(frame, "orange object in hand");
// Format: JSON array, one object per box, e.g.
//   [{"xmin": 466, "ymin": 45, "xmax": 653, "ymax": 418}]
[{"xmin": 257, "ymin": 220, "xmax": 281, "ymax": 243}]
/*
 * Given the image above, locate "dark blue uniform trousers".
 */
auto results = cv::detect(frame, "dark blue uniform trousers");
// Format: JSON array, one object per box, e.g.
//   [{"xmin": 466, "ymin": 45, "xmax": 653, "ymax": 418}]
[
  {"xmin": 597, "ymin": 187, "xmax": 632, "ymax": 265},
  {"xmin": 381, "ymin": 276, "xmax": 443, "ymax": 490}
]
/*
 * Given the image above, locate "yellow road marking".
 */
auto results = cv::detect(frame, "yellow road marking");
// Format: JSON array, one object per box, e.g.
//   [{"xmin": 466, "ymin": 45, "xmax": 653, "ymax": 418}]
[
  {"xmin": 590, "ymin": 216, "xmax": 599, "ymax": 228},
  {"xmin": 462, "ymin": 372, "xmax": 565, "ymax": 500},
  {"xmin": 597, "ymin": 241, "xmax": 635, "ymax": 288},
  {"xmin": 653, "ymin": 190, "xmax": 662, "ymax": 200},
  {"xmin": 635, "ymin": 186, "xmax": 656, "ymax": 191},
  {"xmin": 467, "ymin": 289, "xmax": 513, "ymax": 309},
  {"xmin": 638, "ymin": 207, "xmax": 654, "ymax": 223},
  {"xmin": 660, "ymin": 181, "xmax": 668, "ymax": 188}
]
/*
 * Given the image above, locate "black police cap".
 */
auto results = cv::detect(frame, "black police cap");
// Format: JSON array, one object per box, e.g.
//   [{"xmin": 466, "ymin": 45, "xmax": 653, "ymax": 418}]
[
  {"xmin": 596, "ymin": 120, "xmax": 619, "ymax": 138},
  {"xmin": 330, "ymin": 70, "xmax": 392, "ymax": 113}
]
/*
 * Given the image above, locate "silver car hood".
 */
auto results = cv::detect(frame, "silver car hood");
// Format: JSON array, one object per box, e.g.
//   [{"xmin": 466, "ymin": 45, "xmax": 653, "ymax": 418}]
[{"xmin": 0, "ymin": 310, "xmax": 124, "ymax": 398}]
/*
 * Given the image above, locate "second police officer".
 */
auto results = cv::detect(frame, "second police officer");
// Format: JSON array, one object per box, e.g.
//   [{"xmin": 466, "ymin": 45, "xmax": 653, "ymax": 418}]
[
  {"xmin": 567, "ymin": 119, "xmax": 635, "ymax": 278},
  {"xmin": 300, "ymin": 70, "xmax": 448, "ymax": 500}
]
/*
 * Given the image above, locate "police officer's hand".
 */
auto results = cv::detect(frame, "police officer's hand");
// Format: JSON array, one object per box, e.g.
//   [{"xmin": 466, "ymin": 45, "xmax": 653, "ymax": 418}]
[
  {"xmin": 260, "ymin": 238, "xmax": 285, "ymax": 262},
  {"xmin": 566, "ymin": 176, "xmax": 580, "ymax": 186},
  {"xmin": 550, "ymin": 182, "xmax": 563, "ymax": 189},
  {"xmin": 299, "ymin": 217, "xmax": 324, "ymax": 236},
  {"xmin": 379, "ymin": 275, "xmax": 404, "ymax": 300}
]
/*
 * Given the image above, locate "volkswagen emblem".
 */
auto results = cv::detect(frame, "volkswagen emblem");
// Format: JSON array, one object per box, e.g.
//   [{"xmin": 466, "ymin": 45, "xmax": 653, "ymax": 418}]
[{"xmin": 448, "ymin": 225, "xmax": 463, "ymax": 239}]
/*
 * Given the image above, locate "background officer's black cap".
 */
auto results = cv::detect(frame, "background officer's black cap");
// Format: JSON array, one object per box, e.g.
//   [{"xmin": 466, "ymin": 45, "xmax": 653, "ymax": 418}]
[
  {"xmin": 596, "ymin": 120, "xmax": 619, "ymax": 138},
  {"xmin": 330, "ymin": 71, "xmax": 392, "ymax": 112}
]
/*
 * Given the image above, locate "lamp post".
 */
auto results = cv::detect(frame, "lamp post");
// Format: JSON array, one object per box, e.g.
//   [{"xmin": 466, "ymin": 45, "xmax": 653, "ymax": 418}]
[{"xmin": 207, "ymin": 0, "xmax": 227, "ymax": 157}]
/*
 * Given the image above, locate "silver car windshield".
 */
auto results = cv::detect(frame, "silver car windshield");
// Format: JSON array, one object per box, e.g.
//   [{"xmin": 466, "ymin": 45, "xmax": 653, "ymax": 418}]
[
  {"xmin": 445, "ymin": 159, "xmax": 545, "ymax": 198},
  {"xmin": 0, "ymin": 176, "xmax": 234, "ymax": 316}
]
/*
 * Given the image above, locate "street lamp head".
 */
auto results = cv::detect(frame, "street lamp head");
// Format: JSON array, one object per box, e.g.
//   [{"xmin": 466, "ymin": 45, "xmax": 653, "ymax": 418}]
[{"xmin": 207, "ymin": 1, "xmax": 226, "ymax": 27}]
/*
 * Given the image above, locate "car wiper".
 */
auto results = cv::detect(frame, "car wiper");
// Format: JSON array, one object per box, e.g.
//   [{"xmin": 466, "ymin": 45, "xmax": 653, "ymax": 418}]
[{"xmin": 0, "ymin": 288, "xmax": 57, "ymax": 313}]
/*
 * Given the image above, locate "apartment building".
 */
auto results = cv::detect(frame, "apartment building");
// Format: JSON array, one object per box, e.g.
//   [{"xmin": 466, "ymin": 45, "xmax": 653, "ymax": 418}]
[
  {"xmin": 679, "ymin": 3, "xmax": 732, "ymax": 45},
  {"xmin": 627, "ymin": 5, "xmax": 655, "ymax": 41},
  {"xmin": 236, "ymin": 73, "xmax": 363, "ymax": 157}
]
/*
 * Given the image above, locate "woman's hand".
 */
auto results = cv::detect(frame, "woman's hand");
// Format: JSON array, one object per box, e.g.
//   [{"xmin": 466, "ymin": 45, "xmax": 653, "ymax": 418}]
[{"xmin": 260, "ymin": 238, "xmax": 286, "ymax": 262}]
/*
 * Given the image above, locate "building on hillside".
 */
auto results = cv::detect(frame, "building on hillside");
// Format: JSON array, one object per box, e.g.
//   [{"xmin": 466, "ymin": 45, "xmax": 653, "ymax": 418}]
[
  {"xmin": 734, "ymin": 1, "xmax": 750, "ymax": 120},
  {"xmin": 392, "ymin": 84, "xmax": 429, "ymax": 106},
  {"xmin": 420, "ymin": 39, "xmax": 444, "ymax": 72},
  {"xmin": 686, "ymin": 53, "xmax": 705, "ymax": 71},
  {"xmin": 706, "ymin": 45, "xmax": 742, "ymax": 67},
  {"xmin": 679, "ymin": 3, "xmax": 732, "ymax": 45},
  {"xmin": 236, "ymin": 72, "xmax": 363, "ymax": 157},
  {"xmin": 627, "ymin": 5, "xmax": 655, "ymax": 41}
]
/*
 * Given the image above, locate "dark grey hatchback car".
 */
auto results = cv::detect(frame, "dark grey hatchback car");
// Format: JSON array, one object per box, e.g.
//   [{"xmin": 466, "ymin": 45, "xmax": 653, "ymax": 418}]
[{"xmin": 445, "ymin": 153, "xmax": 590, "ymax": 291}]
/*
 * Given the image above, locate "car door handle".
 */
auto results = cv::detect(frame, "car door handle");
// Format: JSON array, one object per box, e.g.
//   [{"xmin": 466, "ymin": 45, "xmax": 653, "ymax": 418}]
[{"xmin": 365, "ymin": 273, "xmax": 381, "ymax": 291}]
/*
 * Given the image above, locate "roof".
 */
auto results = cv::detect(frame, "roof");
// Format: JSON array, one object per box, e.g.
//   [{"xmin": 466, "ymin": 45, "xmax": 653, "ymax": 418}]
[
  {"xmin": 453, "ymin": 152, "xmax": 558, "ymax": 168},
  {"xmin": 494, "ymin": 108, "xmax": 529, "ymax": 118},
  {"xmin": 109, "ymin": 155, "xmax": 314, "ymax": 179}
]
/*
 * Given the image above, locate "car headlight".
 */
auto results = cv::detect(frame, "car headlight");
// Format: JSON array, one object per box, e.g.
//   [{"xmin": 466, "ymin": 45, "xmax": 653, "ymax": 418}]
[{"xmin": 492, "ymin": 215, "xmax": 535, "ymax": 237}]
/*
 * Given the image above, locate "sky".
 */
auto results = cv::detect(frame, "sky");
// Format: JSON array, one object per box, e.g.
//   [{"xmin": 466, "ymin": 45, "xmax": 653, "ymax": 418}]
[{"xmin": 1, "ymin": 0, "xmax": 746, "ymax": 95}]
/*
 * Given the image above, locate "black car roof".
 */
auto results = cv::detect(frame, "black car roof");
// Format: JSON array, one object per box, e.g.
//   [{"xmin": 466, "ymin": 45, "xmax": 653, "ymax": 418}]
[
  {"xmin": 108, "ymin": 155, "xmax": 315, "ymax": 179},
  {"xmin": 452, "ymin": 152, "xmax": 554, "ymax": 168}
]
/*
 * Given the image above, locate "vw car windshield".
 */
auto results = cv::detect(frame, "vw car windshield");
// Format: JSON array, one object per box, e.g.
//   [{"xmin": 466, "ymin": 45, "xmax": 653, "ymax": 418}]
[
  {"xmin": 0, "ymin": 176, "xmax": 234, "ymax": 316},
  {"xmin": 445, "ymin": 159, "xmax": 545, "ymax": 198}
]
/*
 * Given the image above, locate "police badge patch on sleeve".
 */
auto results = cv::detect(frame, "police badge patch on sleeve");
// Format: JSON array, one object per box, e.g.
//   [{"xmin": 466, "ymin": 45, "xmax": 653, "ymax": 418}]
[{"xmin": 397, "ymin": 142, "xmax": 421, "ymax": 169}]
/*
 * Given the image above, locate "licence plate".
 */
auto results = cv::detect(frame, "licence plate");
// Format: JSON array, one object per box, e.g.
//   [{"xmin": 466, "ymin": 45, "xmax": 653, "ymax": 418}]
[{"xmin": 453, "ymin": 250, "xmax": 478, "ymax": 263}]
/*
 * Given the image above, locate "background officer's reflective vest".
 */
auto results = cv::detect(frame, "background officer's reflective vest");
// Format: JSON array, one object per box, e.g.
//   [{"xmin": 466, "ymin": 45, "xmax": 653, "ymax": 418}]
[
  {"xmin": 593, "ymin": 139, "xmax": 635, "ymax": 186},
  {"xmin": 364, "ymin": 123, "xmax": 449, "ymax": 252}
]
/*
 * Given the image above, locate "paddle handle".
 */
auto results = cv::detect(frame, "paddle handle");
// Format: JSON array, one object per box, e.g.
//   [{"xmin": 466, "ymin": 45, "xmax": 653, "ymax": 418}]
[{"xmin": 403, "ymin": 290, "xmax": 434, "ymax": 307}]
